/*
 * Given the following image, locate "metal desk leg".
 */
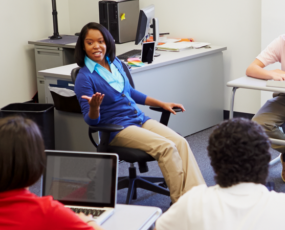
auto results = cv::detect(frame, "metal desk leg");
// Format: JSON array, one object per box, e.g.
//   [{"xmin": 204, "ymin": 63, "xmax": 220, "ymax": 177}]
[
  {"xmin": 269, "ymin": 138, "xmax": 285, "ymax": 166},
  {"xmin": 229, "ymin": 87, "xmax": 238, "ymax": 119},
  {"xmin": 269, "ymin": 155, "xmax": 280, "ymax": 166}
]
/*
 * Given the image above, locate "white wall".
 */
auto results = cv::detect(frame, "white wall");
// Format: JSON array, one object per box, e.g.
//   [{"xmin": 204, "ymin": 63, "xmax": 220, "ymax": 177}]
[
  {"xmin": 68, "ymin": 0, "xmax": 262, "ymax": 114},
  {"xmin": 0, "ymin": 0, "xmax": 262, "ymax": 114},
  {"xmin": 0, "ymin": 0, "xmax": 70, "ymax": 108},
  {"xmin": 68, "ymin": 0, "xmax": 99, "ymax": 34},
  {"xmin": 261, "ymin": 0, "xmax": 285, "ymax": 106}
]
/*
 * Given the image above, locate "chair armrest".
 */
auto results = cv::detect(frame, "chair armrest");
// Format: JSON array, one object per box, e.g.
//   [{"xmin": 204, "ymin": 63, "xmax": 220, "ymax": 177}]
[
  {"xmin": 88, "ymin": 124, "xmax": 124, "ymax": 149},
  {"xmin": 89, "ymin": 124, "xmax": 124, "ymax": 133},
  {"xmin": 149, "ymin": 106, "xmax": 183, "ymax": 113},
  {"xmin": 149, "ymin": 106, "xmax": 183, "ymax": 126}
]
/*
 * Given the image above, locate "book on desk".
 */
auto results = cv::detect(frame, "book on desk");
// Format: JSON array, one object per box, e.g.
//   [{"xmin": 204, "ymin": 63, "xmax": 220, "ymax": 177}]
[{"xmin": 156, "ymin": 42, "xmax": 210, "ymax": 52}]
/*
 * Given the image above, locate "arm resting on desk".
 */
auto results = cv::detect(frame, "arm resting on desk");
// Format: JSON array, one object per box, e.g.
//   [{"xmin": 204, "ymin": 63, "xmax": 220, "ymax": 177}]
[{"xmin": 246, "ymin": 59, "xmax": 285, "ymax": 81}]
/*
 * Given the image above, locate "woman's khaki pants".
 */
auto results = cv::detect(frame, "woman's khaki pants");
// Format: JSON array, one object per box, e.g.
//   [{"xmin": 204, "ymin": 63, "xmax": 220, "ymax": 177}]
[{"xmin": 109, "ymin": 119, "xmax": 205, "ymax": 203}]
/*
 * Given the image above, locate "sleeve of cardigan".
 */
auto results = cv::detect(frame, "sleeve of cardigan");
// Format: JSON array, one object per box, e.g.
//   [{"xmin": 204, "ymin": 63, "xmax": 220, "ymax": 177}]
[
  {"xmin": 74, "ymin": 72, "xmax": 100, "ymax": 126},
  {"xmin": 130, "ymin": 86, "xmax": 147, "ymax": 105}
]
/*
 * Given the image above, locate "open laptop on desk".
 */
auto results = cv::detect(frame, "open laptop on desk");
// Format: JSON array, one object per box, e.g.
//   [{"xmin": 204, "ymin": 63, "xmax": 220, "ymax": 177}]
[{"xmin": 42, "ymin": 150, "xmax": 118, "ymax": 225}]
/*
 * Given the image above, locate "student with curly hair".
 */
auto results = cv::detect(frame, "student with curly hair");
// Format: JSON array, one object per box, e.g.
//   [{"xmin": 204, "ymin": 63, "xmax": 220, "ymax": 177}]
[{"xmin": 155, "ymin": 118, "xmax": 285, "ymax": 230}]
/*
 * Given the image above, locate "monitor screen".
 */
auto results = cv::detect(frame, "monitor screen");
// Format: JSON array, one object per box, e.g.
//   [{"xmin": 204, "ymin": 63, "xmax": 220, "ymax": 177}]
[
  {"xmin": 43, "ymin": 152, "xmax": 117, "ymax": 207},
  {"xmin": 135, "ymin": 5, "xmax": 155, "ymax": 45}
]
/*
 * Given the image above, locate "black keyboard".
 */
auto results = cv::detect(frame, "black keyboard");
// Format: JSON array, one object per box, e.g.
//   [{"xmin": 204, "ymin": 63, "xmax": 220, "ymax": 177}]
[
  {"xmin": 70, "ymin": 207, "xmax": 105, "ymax": 217},
  {"xmin": 117, "ymin": 49, "xmax": 141, "ymax": 61}
]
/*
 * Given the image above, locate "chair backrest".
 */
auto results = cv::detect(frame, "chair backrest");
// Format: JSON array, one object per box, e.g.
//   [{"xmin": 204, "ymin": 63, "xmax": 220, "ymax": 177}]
[
  {"xmin": 71, "ymin": 67, "xmax": 81, "ymax": 84},
  {"xmin": 70, "ymin": 61, "xmax": 135, "ymax": 88},
  {"xmin": 121, "ymin": 62, "xmax": 135, "ymax": 89}
]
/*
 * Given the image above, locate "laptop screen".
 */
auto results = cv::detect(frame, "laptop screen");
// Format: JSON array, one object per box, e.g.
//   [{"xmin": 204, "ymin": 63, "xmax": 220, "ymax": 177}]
[{"xmin": 43, "ymin": 151, "xmax": 118, "ymax": 208}]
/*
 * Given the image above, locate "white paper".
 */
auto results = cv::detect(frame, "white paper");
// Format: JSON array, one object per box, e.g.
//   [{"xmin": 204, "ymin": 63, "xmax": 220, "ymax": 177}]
[
  {"xmin": 48, "ymin": 86, "xmax": 76, "ymax": 97},
  {"xmin": 157, "ymin": 42, "xmax": 210, "ymax": 51}
]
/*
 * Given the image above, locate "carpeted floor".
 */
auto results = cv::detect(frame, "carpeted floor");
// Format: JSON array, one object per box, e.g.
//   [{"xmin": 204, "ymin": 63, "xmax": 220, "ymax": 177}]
[{"xmin": 30, "ymin": 126, "xmax": 285, "ymax": 213}]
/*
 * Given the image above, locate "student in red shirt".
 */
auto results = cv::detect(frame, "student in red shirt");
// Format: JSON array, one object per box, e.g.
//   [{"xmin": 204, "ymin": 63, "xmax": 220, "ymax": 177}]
[{"xmin": 0, "ymin": 116, "xmax": 104, "ymax": 230}]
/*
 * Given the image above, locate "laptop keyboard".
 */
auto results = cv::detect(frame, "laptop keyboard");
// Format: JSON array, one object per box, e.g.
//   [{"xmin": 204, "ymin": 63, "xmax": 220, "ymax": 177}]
[{"xmin": 70, "ymin": 207, "xmax": 105, "ymax": 217}]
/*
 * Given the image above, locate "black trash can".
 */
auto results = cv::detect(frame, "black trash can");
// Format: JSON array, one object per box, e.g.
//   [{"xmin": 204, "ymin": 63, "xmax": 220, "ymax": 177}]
[{"xmin": 0, "ymin": 103, "xmax": 55, "ymax": 150}]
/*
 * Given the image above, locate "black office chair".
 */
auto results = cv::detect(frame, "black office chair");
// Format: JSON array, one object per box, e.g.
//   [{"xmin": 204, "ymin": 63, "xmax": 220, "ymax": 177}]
[{"xmin": 71, "ymin": 63, "xmax": 182, "ymax": 204}]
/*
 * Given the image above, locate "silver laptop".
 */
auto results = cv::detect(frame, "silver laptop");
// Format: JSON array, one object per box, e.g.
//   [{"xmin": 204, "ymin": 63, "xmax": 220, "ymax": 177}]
[{"xmin": 42, "ymin": 150, "xmax": 118, "ymax": 225}]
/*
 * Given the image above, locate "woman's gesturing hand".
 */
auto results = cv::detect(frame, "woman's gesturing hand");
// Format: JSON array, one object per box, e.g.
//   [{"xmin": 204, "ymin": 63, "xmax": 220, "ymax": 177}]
[
  {"xmin": 82, "ymin": 92, "xmax": 105, "ymax": 109},
  {"xmin": 161, "ymin": 102, "xmax": 185, "ymax": 115}
]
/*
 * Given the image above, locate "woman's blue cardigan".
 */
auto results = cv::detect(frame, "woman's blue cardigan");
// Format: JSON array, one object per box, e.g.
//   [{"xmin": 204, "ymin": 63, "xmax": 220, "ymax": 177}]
[{"xmin": 74, "ymin": 57, "xmax": 150, "ymax": 143}]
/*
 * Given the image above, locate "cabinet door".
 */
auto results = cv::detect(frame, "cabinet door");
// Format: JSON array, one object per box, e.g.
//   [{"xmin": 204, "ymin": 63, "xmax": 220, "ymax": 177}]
[
  {"xmin": 37, "ymin": 76, "xmax": 46, "ymax": 103},
  {"xmin": 35, "ymin": 47, "xmax": 64, "ymax": 71}
]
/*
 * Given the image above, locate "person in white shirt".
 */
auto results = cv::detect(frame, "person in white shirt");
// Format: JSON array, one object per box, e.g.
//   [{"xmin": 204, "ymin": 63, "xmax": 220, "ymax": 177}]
[{"xmin": 155, "ymin": 118, "xmax": 285, "ymax": 230}]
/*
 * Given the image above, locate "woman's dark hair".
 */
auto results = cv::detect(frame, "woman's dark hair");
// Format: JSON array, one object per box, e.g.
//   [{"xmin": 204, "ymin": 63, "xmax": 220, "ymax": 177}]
[
  {"xmin": 75, "ymin": 22, "xmax": 116, "ymax": 67},
  {"xmin": 207, "ymin": 118, "xmax": 271, "ymax": 188},
  {"xmin": 0, "ymin": 116, "xmax": 46, "ymax": 192}
]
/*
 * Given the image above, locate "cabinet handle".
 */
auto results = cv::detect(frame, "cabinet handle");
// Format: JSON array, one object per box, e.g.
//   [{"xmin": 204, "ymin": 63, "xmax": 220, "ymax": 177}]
[
  {"xmin": 37, "ymin": 51, "xmax": 60, "ymax": 56},
  {"xmin": 39, "ymin": 80, "xmax": 45, "ymax": 84}
]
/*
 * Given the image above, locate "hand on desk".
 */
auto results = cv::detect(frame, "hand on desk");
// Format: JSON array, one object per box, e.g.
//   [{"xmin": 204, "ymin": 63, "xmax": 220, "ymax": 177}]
[
  {"xmin": 77, "ymin": 212, "xmax": 105, "ymax": 230},
  {"xmin": 270, "ymin": 69, "xmax": 285, "ymax": 81},
  {"xmin": 246, "ymin": 59, "xmax": 285, "ymax": 81}
]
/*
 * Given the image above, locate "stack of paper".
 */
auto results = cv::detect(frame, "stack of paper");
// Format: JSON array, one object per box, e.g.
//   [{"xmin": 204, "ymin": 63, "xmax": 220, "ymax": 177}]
[
  {"xmin": 127, "ymin": 58, "xmax": 145, "ymax": 67},
  {"xmin": 157, "ymin": 42, "xmax": 210, "ymax": 51}
]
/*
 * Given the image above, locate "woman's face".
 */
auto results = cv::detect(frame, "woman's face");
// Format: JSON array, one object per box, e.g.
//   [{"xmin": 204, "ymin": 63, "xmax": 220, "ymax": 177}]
[{"xmin": 84, "ymin": 29, "xmax": 107, "ymax": 65}]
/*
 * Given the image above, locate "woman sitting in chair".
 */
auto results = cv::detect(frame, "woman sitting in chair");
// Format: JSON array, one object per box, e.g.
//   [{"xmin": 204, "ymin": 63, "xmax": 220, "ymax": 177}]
[
  {"xmin": 0, "ymin": 116, "xmax": 104, "ymax": 230},
  {"xmin": 74, "ymin": 22, "xmax": 205, "ymax": 203}
]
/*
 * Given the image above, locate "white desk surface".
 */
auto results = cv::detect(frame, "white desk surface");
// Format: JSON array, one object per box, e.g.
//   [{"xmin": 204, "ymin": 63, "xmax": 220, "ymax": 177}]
[
  {"xmin": 102, "ymin": 204, "xmax": 161, "ymax": 230},
  {"xmin": 227, "ymin": 76, "xmax": 285, "ymax": 93},
  {"xmin": 38, "ymin": 43, "xmax": 226, "ymax": 79}
]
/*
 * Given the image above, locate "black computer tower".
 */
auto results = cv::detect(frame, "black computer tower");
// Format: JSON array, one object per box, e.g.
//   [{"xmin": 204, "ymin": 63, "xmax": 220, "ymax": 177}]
[{"xmin": 99, "ymin": 0, "xmax": 139, "ymax": 44}]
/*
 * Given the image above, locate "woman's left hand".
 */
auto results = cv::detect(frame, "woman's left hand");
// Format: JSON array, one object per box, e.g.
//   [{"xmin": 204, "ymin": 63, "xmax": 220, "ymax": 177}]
[{"xmin": 161, "ymin": 103, "xmax": 185, "ymax": 115}]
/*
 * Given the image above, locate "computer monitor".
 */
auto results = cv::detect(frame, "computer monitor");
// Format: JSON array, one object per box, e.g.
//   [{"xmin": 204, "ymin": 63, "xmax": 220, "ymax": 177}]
[
  {"xmin": 117, "ymin": 5, "xmax": 159, "ymax": 61},
  {"xmin": 135, "ymin": 5, "xmax": 159, "ymax": 46}
]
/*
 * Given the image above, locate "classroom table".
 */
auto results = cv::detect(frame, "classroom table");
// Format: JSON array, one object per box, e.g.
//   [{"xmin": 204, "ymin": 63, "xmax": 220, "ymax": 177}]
[
  {"xmin": 227, "ymin": 76, "xmax": 285, "ymax": 165},
  {"xmin": 31, "ymin": 37, "xmax": 226, "ymax": 151},
  {"xmin": 102, "ymin": 204, "xmax": 161, "ymax": 230}
]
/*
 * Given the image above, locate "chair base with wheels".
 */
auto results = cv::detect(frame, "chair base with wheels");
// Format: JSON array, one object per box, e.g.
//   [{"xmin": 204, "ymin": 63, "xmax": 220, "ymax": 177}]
[
  {"xmin": 118, "ymin": 163, "xmax": 169, "ymax": 204},
  {"xmin": 90, "ymin": 108, "xmax": 181, "ymax": 204}
]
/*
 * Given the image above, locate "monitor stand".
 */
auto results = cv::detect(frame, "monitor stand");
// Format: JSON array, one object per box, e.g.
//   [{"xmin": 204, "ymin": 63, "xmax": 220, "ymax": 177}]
[
  {"xmin": 154, "ymin": 52, "xmax": 161, "ymax": 57},
  {"xmin": 152, "ymin": 18, "xmax": 160, "ymax": 57}
]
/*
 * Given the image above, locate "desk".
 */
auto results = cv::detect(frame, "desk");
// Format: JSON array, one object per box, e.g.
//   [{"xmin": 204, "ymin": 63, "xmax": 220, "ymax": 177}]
[
  {"xmin": 37, "ymin": 41, "xmax": 226, "ymax": 151},
  {"xmin": 29, "ymin": 36, "xmax": 226, "ymax": 151},
  {"xmin": 227, "ymin": 76, "xmax": 285, "ymax": 165},
  {"xmin": 102, "ymin": 204, "xmax": 161, "ymax": 230}
]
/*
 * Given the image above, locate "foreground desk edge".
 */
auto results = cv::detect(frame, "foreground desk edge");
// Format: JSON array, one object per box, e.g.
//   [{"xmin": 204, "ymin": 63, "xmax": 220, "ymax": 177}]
[{"xmin": 102, "ymin": 204, "xmax": 162, "ymax": 230}]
